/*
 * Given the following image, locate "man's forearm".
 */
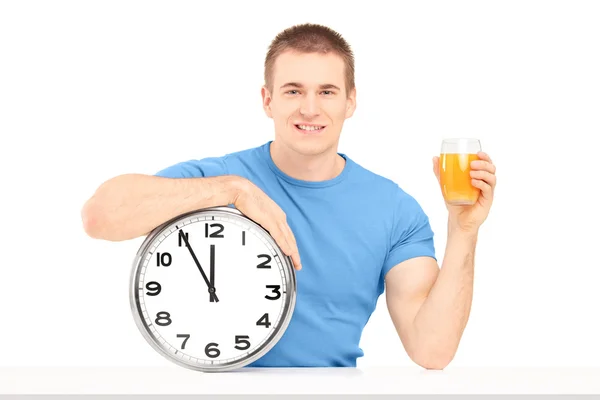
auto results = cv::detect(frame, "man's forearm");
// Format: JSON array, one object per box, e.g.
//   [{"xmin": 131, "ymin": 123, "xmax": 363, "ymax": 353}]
[
  {"xmin": 82, "ymin": 174, "xmax": 245, "ymax": 241},
  {"xmin": 412, "ymin": 223, "xmax": 478, "ymax": 368}
]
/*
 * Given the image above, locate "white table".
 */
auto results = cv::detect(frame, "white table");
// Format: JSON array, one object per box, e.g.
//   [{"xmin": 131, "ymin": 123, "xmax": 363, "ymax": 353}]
[{"xmin": 1, "ymin": 366, "xmax": 599, "ymax": 394}]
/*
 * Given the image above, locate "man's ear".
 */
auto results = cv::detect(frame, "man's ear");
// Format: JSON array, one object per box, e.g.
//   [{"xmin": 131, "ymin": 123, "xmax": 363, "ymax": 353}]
[
  {"xmin": 345, "ymin": 87, "xmax": 357, "ymax": 119},
  {"xmin": 261, "ymin": 86, "xmax": 273, "ymax": 119}
]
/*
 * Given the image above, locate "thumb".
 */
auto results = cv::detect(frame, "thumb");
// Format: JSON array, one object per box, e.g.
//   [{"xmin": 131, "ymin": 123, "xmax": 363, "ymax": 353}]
[{"xmin": 432, "ymin": 156, "xmax": 440, "ymax": 182}]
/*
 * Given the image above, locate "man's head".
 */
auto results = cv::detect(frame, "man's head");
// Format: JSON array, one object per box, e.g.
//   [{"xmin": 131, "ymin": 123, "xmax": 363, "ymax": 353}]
[{"xmin": 261, "ymin": 23, "xmax": 357, "ymax": 157}]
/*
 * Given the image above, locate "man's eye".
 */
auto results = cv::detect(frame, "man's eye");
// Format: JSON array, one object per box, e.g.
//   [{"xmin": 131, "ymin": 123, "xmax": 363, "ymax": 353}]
[{"xmin": 286, "ymin": 90, "xmax": 333, "ymax": 95}]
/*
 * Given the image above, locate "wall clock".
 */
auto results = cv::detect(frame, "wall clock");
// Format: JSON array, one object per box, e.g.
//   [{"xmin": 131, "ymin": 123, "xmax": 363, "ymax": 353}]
[{"xmin": 129, "ymin": 206, "xmax": 297, "ymax": 372}]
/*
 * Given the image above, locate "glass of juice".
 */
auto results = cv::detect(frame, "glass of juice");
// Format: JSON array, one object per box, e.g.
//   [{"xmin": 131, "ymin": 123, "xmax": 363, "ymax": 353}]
[{"xmin": 440, "ymin": 138, "xmax": 482, "ymax": 205}]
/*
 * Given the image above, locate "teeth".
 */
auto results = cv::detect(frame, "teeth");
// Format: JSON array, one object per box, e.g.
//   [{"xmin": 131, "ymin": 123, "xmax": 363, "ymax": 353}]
[{"xmin": 297, "ymin": 125, "xmax": 323, "ymax": 131}]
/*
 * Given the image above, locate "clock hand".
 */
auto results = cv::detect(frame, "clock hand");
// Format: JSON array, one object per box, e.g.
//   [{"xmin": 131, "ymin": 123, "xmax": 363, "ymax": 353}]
[
  {"xmin": 209, "ymin": 244, "xmax": 216, "ymax": 303},
  {"xmin": 178, "ymin": 229, "xmax": 219, "ymax": 302}
]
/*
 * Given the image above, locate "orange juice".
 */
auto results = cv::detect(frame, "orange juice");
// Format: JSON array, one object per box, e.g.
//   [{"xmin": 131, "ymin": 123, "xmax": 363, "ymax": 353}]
[{"xmin": 440, "ymin": 153, "xmax": 480, "ymax": 205}]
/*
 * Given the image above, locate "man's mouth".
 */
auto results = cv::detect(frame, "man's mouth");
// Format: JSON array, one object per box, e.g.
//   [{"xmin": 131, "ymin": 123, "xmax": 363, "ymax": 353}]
[{"xmin": 294, "ymin": 124, "xmax": 326, "ymax": 133}]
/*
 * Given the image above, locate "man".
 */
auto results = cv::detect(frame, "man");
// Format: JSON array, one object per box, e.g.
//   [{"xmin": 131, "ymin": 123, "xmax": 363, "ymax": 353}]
[{"xmin": 81, "ymin": 23, "xmax": 497, "ymax": 370}]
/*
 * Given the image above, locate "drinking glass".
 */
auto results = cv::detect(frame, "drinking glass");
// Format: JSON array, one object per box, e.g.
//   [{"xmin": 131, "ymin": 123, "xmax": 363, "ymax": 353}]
[{"xmin": 439, "ymin": 138, "xmax": 482, "ymax": 205}]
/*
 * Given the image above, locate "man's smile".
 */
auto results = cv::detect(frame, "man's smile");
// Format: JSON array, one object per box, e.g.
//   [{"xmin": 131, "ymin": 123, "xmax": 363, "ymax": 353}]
[{"xmin": 294, "ymin": 123, "xmax": 326, "ymax": 134}]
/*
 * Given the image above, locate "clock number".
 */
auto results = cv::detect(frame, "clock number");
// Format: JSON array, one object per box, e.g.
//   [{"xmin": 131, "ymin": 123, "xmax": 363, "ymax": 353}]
[
  {"xmin": 234, "ymin": 335, "xmax": 251, "ymax": 350},
  {"xmin": 155, "ymin": 311, "xmax": 172, "ymax": 326},
  {"xmin": 205, "ymin": 342, "xmax": 220, "ymax": 358},
  {"xmin": 265, "ymin": 285, "xmax": 281, "ymax": 300},
  {"xmin": 257, "ymin": 254, "xmax": 271, "ymax": 269},
  {"xmin": 205, "ymin": 223, "xmax": 225, "ymax": 238},
  {"xmin": 178, "ymin": 232, "xmax": 189, "ymax": 247},
  {"xmin": 177, "ymin": 334, "xmax": 190, "ymax": 349},
  {"xmin": 156, "ymin": 252, "xmax": 172, "ymax": 267},
  {"xmin": 145, "ymin": 281, "xmax": 161, "ymax": 296},
  {"xmin": 256, "ymin": 313, "xmax": 271, "ymax": 328}
]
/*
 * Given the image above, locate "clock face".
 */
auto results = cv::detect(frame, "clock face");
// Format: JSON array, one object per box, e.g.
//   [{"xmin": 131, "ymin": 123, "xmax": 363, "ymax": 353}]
[{"xmin": 130, "ymin": 207, "xmax": 296, "ymax": 371}]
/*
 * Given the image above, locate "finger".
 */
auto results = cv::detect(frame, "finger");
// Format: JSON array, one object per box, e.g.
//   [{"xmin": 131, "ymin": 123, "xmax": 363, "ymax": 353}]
[
  {"xmin": 280, "ymin": 222, "xmax": 302, "ymax": 270},
  {"xmin": 471, "ymin": 159, "xmax": 496, "ymax": 175},
  {"xmin": 282, "ymin": 222, "xmax": 298, "ymax": 249},
  {"xmin": 285, "ymin": 225, "xmax": 301, "ymax": 265},
  {"xmin": 276, "ymin": 229, "xmax": 297, "ymax": 268},
  {"xmin": 276, "ymin": 225, "xmax": 293, "ymax": 255},
  {"xmin": 273, "ymin": 223, "xmax": 299, "ymax": 271},
  {"xmin": 471, "ymin": 178, "xmax": 493, "ymax": 201},
  {"xmin": 477, "ymin": 151, "xmax": 493, "ymax": 164},
  {"xmin": 432, "ymin": 156, "xmax": 440, "ymax": 181},
  {"xmin": 470, "ymin": 170, "xmax": 497, "ymax": 188},
  {"xmin": 263, "ymin": 220, "xmax": 291, "ymax": 255},
  {"xmin": 291, "ymin": 252, "xmax": 302, "ymax": 271}
]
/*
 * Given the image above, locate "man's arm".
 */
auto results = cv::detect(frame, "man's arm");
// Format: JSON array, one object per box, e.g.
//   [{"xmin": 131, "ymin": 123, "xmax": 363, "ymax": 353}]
[
  {"xmin": 81, "ymin": 172, "xmax": 303, "ymax": 269},
  {"xmin": 385, "ymin": 226, "xmax": 478, "ymax": 370},
  {"xmin": 386, "ymin": 150, "xmax": 495, "ymax": 370},
  {"xmin": 81, "ymin": 174, "xmax": 245, "ymax": 241}
]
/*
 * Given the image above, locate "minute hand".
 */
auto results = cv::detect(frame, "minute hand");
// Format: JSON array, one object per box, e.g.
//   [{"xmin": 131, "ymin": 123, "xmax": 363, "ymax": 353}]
[{"xmin": 178, "ymin": 230, "xmax": 219, "ymax": 302}]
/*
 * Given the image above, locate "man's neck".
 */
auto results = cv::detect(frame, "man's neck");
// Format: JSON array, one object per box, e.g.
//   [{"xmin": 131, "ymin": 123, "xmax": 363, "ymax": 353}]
[{"xmin": 269, "ymin": 140, "xmax": 346, "ymax": 182}]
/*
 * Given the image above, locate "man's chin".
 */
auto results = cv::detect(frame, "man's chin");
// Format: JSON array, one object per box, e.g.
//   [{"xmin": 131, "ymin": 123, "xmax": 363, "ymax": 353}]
[
  {"xmin": 274, "ymin": 132, "xmax": 339, "ymax": 156},
  {"xmin": 290, "ymin": 141, "xmax": 334, "ymax": 157}
]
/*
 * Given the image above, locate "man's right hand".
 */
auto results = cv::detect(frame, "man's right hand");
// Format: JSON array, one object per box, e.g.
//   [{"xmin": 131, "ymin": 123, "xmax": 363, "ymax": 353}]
[{"xmin": 233, "ymin": 179, "xmax": 302, "ymax": 271}]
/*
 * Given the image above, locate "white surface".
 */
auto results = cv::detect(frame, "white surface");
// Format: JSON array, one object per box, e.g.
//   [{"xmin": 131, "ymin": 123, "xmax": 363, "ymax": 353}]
[
  {"xmin": 1, "ymin": 367, "xmax": 599, "ymax": 394},
  {"xmin": 1, "ymin": 0, "xmax": 600, "ymax": 370}
]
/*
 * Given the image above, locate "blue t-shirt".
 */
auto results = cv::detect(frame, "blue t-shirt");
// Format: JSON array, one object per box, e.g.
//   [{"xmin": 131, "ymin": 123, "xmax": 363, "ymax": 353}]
[{"xmin": 154, "ymin": 141, "xmax": 437, "ymax": 367}]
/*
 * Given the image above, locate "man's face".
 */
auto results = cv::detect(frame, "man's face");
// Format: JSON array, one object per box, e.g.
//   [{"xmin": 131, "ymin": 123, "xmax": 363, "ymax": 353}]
[{"xmin": 262, "ymin": 51, "xmax": 356, "ymax": 157}]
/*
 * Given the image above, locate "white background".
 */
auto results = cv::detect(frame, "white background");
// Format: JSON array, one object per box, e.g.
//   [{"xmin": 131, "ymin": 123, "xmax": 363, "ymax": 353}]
[{"xmin": 0, "ymin": 0, "xmax": 599, "ymax": 369}]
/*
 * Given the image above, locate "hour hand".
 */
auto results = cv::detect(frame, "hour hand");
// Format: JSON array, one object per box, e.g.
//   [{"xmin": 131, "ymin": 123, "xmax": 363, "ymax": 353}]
[{"xmin": 179, "ymin": 230, "xmax": 219, "ymax": 302}]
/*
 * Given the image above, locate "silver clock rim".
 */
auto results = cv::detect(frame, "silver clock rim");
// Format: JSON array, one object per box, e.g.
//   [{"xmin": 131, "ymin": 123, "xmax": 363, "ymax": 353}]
[{"xmin": 129, "ymin": 205, "xmax": 297, "ymax": 372}]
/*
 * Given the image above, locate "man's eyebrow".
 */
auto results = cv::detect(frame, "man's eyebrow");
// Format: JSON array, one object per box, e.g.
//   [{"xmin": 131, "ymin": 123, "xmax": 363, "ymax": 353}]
[
  {"xmin": 319, "ymin": 83, "xmax": 341, "ymax": 91},
  {"xmin": 280, "ymin": 82, "xmax": 341, "ymax": 91}
]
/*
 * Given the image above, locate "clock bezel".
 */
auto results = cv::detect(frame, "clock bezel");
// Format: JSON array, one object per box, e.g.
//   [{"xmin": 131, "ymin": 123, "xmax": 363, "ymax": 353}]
[{"xmin": 129, "ymin": 206, "xmax": 297, "ymax": 372}]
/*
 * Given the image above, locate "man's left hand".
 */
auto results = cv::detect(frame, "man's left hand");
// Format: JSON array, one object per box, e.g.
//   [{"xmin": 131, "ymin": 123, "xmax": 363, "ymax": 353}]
[{"xmin": 433, "ymin": 151, "xmax": 497, "ymax": 233}]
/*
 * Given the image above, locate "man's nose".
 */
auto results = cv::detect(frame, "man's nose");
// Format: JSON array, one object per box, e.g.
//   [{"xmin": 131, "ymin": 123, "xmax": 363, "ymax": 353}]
[{"xmin": 299, "ymin": 93, "xmax": 320, "ymax": 117}]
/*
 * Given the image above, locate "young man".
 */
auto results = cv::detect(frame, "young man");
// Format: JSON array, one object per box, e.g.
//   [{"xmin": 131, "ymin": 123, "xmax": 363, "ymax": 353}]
[{"xmin": 81, "ymin": 23, "xmax": 497, "ymax": 369}]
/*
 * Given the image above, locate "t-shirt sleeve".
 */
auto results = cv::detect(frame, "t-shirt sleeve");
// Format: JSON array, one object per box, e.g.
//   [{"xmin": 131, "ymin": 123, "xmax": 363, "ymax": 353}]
[
  {"xmin": 382, "ymin": 187, "xmax": 437, "ymax": 276},
  {"xmin": 153, "ymin": 156, "xmax": 229, "ymax": 179}
]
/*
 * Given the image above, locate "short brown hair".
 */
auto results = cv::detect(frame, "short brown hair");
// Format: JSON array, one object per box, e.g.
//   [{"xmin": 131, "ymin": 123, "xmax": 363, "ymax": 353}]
[{"xmin": 264, "ymin": 23, "xmax": 355, "ymax": 96}]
